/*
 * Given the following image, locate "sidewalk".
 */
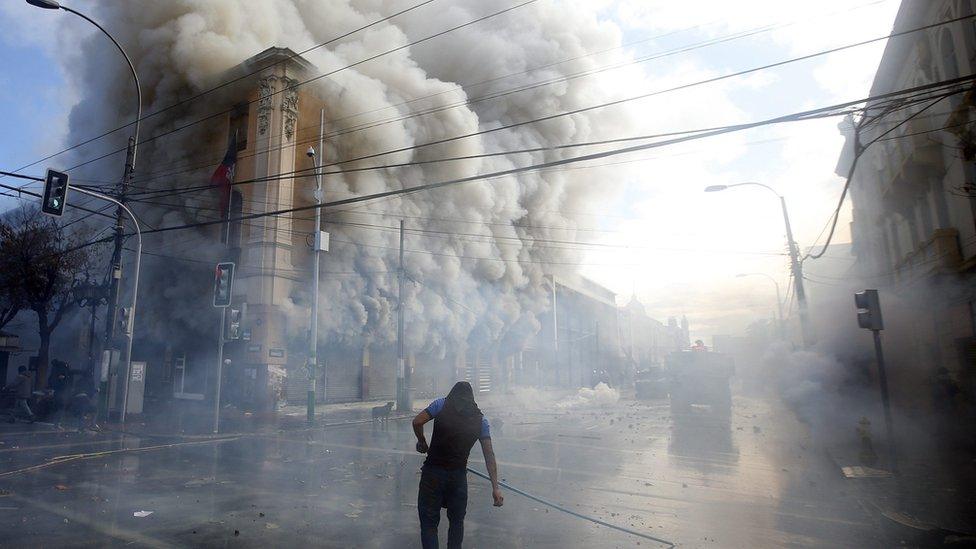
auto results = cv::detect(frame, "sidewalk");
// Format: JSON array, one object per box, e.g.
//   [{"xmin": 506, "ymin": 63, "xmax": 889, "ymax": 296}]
[
  {"xmin": 825, "ymin": 439, "xmax": 976, "ymax": 546},
  {"xmin": 95, "ymin": 387, "xmax": 537, "ymax": 439}
]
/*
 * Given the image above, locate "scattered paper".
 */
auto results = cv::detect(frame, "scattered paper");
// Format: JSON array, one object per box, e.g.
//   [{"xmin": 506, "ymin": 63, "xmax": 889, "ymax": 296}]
[{"xmin": 133, "ymin": 511, "xmax": 153, "ymax": 518}]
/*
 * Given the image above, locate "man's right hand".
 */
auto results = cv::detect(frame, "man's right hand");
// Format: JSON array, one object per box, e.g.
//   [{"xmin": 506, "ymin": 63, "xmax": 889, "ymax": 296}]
[{"xmin": 416, "ymin": 439, "xmax": 429, "ymax": 454}]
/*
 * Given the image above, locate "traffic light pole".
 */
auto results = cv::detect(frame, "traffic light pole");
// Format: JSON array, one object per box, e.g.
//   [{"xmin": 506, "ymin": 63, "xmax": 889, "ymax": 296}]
[
  {"xmin": 872, "ymin": 329, "xmax": 898, "ymax": 475},
  {"xmin": 71, "ymin": 186, "xmax": 142, "ymax": 425},
  {"xmin": 213, "ymin": 306, "xmax": 227, "ymax": 434}
]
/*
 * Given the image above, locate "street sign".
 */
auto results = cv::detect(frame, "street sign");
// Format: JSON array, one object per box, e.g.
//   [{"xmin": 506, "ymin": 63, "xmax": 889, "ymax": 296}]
[{"xmin": 41, "ymin": 168, "xmax": 70, "ymax": 217}]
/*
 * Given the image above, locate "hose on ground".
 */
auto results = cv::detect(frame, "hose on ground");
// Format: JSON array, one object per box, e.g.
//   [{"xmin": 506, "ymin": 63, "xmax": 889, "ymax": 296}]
[{"xmin": 467, "ymin": 467, "xmax": 675, "ymax": 547}]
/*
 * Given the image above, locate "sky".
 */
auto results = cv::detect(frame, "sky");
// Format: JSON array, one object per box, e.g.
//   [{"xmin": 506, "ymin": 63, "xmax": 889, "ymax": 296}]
[{"xmin": 0, "ymin": 0, "xmax": 901, "ymax": 340}]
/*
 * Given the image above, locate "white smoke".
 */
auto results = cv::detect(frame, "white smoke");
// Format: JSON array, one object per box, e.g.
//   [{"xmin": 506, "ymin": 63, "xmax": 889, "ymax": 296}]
[{"xmin": 57, "ymin": 0, "xmax": 648, "ymax": 354}]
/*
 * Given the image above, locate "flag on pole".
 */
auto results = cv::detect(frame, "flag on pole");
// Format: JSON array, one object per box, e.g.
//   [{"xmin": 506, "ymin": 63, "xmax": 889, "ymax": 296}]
[{"xmin": 211, "ymin": 132, "xmax": 237, "ymax": 219}]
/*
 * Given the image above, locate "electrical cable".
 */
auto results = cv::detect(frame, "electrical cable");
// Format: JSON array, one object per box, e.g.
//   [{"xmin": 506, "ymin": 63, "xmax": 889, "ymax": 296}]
[
  {"xmin": 125, "ymin": 0, "xmax": 892, "ymax": 184},
  {"xmin": 36, "ymin": 77, "xmax": 976, "ymax": 260},
  {"xmin": 805, "ymin": 90, "xmax": 956, "ymax": 260},
  {"xmin": 466, "ymin": 467, "xmax": 675, "ymax": 547},
  {"xmin": 54, "ymin": 0, "xmax": 540, "ymax": 177},
  {"xmin": 0, "ymin": 0, "xmax": 441, "ymax": 183}
]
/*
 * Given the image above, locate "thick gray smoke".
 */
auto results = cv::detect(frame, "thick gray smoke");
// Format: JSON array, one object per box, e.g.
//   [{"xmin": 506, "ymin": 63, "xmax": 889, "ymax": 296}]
[{"xmin": 60, "ymin": 0, "xmax": 642, "ymax": 355}]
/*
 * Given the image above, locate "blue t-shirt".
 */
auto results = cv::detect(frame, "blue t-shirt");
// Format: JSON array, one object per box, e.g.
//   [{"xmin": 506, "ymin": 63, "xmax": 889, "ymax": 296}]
[{"xmin": 425, "ymin": 397, "xmax": 490, "ymax": 439}]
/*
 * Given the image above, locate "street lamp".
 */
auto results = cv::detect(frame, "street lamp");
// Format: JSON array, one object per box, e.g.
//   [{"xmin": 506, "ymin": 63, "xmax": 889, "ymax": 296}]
[
  {"xmin": 706, "ymin": 182, "xmax": 812, "ymax": 346},
  {"xmin": 735, "ymin": 273, "xmax": 784, "ymax": 337},
  {"xmin": 29, "ymin": 0, "xmax": 143, "ymax": 423}
]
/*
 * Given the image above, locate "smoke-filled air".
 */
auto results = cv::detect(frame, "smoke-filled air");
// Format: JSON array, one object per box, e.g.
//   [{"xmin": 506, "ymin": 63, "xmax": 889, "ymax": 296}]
[{"xmin": 2, "ymin": 0, "xmax": 976, "ymax": 547}]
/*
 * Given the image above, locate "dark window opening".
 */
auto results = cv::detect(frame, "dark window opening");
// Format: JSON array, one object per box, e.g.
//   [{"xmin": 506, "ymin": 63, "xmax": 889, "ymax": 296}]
[{"xmin": 230, "ymin": 104, "xmax": 249, "ymax": 151}]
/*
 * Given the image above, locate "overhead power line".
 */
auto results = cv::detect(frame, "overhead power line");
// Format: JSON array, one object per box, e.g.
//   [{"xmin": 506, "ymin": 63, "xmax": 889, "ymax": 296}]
[
  {"xmin": 0, "ymin": 0, "xmax": 440, "ymax": 183},
  {"xmin": 125, "ymin": 0, "xmax": 892, "ymax": 185},
  {"xmin": 52, "ymin": 0, "xmax": 539, "ymax": 178},
  {"xmin": 101, "ymin": 76, "xmax": 976, "ymax": 242}
]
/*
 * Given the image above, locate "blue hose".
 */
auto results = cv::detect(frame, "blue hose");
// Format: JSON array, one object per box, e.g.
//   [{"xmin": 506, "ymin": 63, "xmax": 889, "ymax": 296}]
[{"xmin": 467, "ymin": 467, "xmax": 675, "ymax": 547}]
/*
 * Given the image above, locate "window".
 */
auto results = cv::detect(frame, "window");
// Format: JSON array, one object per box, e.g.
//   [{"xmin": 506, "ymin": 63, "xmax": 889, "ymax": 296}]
[{"xmin": 229, "ymin": 104, "xmax": 249, "ymax": 151}]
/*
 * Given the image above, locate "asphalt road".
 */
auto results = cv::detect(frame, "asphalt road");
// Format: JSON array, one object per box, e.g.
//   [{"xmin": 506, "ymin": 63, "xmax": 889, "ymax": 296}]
[{"xmin": 0, "ymin": 391, "xmax": 878, "ymax": 548}]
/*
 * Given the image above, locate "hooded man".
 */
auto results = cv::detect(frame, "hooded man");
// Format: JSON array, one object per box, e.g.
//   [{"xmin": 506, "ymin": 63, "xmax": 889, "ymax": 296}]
[{"xmin": 413, "ymin": 381, "xmax": 503, "ymax": 548}]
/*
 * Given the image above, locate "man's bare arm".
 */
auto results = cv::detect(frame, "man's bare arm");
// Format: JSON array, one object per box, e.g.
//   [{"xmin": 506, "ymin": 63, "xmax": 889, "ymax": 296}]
[
  {"xmin": 412, "ymin": 411, "xmax": 432, "ymax": 453},
  {"xmin": 479, "ymin": 438, "xmax": 504, "ymax": 506}
]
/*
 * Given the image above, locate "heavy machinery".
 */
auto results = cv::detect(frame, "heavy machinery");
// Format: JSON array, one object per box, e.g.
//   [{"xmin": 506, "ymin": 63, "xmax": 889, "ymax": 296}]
[{"xmin": 666, "ymin": 350, "xmax": 734, "ymax": 416}]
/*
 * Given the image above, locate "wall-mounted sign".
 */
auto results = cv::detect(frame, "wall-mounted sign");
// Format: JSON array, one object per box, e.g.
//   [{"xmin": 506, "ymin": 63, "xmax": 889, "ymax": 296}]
[
  {"xmin": 247, "ymin": 344, "xmax": 262, "ymax": 353},
  {"xmin": 269, "ymin": 348, "xmax": 285, "ymax": 358}
]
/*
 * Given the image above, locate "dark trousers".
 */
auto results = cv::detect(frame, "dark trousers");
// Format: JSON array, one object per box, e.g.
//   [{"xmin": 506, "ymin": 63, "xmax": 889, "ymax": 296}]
[
  {"xmin": 15, "ymin": 398, "xmax": 34, "ymax": 420},
  {"xmin": 418, "ymin": 465, "xmax": 468, "ymax": 549}
]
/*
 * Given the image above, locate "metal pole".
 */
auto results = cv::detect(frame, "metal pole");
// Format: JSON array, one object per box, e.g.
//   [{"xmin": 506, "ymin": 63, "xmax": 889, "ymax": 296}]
[
  {"xmin": 397, "ymin": 220, "xmax": 409, "ymax": 412},
  {"xmin": 86, "ymin": 302, "xmax": 97, "ymax": 380},
  {"xmin": 213, "ymin": 307, "xmax": 226, "ymax": 433},
  {"xmin": 872, "ymin": 329, "xmax": 898, "ymax": 474},
  {"xmin": 308, "ymin": 109, "xmax": 325, "ymax": 424},
  {"xmin": 781, "ymin": 196, "xmax": 812, "ymax": 347},
  {"xmin": 72, "ymin": 187, "xmax": 141, "ymax": 424}
]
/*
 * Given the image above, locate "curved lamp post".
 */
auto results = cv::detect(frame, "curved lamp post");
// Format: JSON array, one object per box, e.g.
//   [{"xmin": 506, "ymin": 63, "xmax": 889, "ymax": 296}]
[{"xmin": 28, "ymin": 0, "xmax": 144, "ymax": 423}]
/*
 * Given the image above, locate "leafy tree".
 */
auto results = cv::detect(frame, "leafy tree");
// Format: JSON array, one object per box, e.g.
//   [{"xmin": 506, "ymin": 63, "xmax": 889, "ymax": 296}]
[{"xmin": 0, "ymin": 208, "xmax": 91, "ymax": 388}]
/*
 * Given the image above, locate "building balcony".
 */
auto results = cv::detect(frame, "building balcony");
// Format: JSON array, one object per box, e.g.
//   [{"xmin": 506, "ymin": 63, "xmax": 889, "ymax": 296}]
[{"xmin": 893, "ymin": 228, "xmax": 963, "ymax": 283}]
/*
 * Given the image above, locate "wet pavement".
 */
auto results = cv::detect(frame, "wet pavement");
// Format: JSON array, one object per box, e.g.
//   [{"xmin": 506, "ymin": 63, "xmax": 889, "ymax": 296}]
[{"xmin": 0, "ymin": 392, "xmax": 880, "ymax": 548}]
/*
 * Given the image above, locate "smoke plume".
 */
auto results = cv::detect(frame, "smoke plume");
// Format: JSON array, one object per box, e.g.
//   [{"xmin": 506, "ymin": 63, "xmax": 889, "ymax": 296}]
[{"xmin": 59, "ymin": 0, "xmax": 645, "ymax": 356}]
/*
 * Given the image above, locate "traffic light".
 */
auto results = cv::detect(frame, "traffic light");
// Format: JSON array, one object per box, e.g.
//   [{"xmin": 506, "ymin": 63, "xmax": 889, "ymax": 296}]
[
  {"xmin": 226, "ymin": 303, "xmax": 246, "ymax": 339},
  {"xmin": 41, "ymin": 169, "xmax": 70, "ymax": 217},
  {"xmin": 854, "ymin": 289, "xmax": 883, "ymax": 331},
  {"xmin": 213, "ymin": 262, "xmax": 235, "ymax": 308},
  {"xmin": 118, "ymin": 307, "xmax": 129, "ymax": 334}
]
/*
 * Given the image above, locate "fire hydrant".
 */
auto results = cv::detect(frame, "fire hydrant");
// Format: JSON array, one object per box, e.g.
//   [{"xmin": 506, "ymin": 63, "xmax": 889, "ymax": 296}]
[{"xmin": 857, "ymin": 416, "xmax": 878, "ymax": 466}]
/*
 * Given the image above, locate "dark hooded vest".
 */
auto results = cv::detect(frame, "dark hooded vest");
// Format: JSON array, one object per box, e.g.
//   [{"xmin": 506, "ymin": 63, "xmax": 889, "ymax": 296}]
[{"xmin": 424, "ymin": 405, "xmax": 483, "ymax": 470}]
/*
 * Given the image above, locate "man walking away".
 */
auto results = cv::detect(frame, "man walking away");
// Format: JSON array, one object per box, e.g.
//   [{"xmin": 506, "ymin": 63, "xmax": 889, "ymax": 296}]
[
  {"xmin": 70, "ymin": 372, "xmax": 97, "ymax": 431},
  {"xmin": 6, "ymin": 366, "xmax": 35, "ymax": 422},
  {"xmin": 413, "ymin": 381, "xmax": 503, "ymax": 548}
]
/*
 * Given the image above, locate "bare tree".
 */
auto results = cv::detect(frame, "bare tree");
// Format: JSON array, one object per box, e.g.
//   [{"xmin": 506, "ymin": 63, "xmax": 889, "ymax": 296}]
[{"xmin": 0, "ymin": 208, "xmax": 91, "ymax": 388}]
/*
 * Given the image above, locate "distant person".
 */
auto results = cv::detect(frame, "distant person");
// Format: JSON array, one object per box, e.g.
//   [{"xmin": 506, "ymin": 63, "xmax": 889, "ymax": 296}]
[
  {"xmin": 69, "ymin": 372, "xmax": 96, "ymax": 431},
  {"xmin": 6, "ymin": 366, "xmax": 35, "ymax": 422},
  {"xmin": 49, "ymin": 362, "xmax": 73, "ymax": 427},
  {"xmin": 412, "ymin": 381, "xmax": 503, "ymax": 549},
  {"xmin": 691, "ymin": 339, "xmax": 707, "ymax": 352}
]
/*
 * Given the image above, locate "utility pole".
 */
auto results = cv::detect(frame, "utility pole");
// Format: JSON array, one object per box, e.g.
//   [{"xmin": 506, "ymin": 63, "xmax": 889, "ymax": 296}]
[
  {"xmin": 705, "ymin": 182, "xmax": 814, "ymax": 347},
  {"xmin": 396, "ymin": 220, "xmax": 410, "ymax": 412},
  {"xmin": 99, "ymin": 138, "xmax": 135, "ymax": 420},
  {"xmin": 781, "ymin": 196, "xmax": 812, "ymax": 347},
  {"xmin": 307, "ymin": 109, "xmax": 325, "ymax": 424}
]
